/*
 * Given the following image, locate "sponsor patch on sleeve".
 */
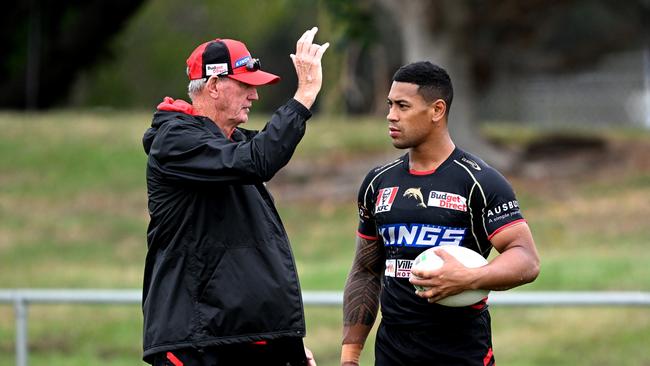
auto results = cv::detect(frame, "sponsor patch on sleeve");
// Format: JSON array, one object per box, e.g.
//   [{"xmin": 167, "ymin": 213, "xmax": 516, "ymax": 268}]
[{"xmin": 486, "ymin": 200, "xmax": 521, "ymax": 224}]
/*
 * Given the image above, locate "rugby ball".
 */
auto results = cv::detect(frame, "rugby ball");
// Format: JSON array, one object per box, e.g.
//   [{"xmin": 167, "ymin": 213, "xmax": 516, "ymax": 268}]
[{"xmin": 411, "ymin": 245, "xmax": 490, "ymax": 307}]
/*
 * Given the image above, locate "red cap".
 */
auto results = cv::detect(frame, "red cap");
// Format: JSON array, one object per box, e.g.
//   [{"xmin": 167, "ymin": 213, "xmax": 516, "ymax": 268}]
[{"xmin": 186, "ymin": 39, "xmax": 280, "ymax": 86}]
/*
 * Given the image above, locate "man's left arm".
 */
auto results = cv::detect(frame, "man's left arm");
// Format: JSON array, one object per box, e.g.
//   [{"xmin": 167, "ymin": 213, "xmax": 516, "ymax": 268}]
[
  {"xmin": 410, "ymin": 222, "xmax": 540, "ymax": 303},
  {"xmin": 472, "ymin": 222, "xmax": 540, "ymax": 291},
  {"xmin": 410, "ymin": 165, "xmax": 540, "ymax": 301}
]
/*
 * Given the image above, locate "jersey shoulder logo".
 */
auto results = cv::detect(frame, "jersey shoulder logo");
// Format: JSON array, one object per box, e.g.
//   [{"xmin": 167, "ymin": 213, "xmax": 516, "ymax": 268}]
[
  {"xmin": 461, "ymin": 157, "xmax": 482, "ymax": 171},
  {"xmin": 427, "ymin": 191, "xmax": 468, "ymax": 212},
  {"xmin": 375, "ymin": 187, "xmax": 399, "ymax": 213},
  {"xmin": 403, "ymin": 187, "xmax": 426, "ymax": 208}
]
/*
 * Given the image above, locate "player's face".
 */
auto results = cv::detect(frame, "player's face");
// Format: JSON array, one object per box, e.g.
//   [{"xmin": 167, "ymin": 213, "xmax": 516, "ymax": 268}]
[
  {"xmin": 214, "ymin": 77, "xmax": 259, "ymax": 125},
  {"xmin": 386, "ymin": 81, "xmax": 435, "ymax": 149}
]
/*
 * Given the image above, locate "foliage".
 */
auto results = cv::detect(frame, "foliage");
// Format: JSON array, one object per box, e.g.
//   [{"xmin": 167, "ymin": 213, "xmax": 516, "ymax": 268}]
[
  {"xmin": 70, "ymin": 0, "xmax": 335, "ymax": 112},
  {"xmin": 0, "ymin": 0, "xmax": 145, "ymax": 109}
]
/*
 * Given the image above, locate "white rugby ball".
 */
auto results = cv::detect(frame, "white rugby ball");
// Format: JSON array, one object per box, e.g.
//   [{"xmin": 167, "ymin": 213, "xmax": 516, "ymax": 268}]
[{"xmin": 412, "ymin": 245, "xmax": 490, "ymax": 307}]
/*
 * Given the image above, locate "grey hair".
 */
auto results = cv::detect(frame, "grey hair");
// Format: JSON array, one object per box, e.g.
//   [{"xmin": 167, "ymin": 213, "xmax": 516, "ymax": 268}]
[{"xmin": 188, "ymin": 78, "xmax": 207, "ymax": 99}]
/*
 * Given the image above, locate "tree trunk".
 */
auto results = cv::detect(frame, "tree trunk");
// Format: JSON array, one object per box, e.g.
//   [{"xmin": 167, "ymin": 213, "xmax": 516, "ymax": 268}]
[{"xmin": 376, "ymin": 0, "xmax": 514, "ymax": 170}]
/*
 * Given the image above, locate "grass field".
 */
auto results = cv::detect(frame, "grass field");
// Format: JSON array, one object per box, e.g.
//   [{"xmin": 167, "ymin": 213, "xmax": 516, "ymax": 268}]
[{"xmin": 0, "ymin": 110, "xmax": 649, "ymax": 365}]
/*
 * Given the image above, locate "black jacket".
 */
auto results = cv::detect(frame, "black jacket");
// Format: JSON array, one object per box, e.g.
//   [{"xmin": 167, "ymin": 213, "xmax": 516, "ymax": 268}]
[{"xmin": 141, "ymin": 97, "xmax": 311, "ymax": 362}]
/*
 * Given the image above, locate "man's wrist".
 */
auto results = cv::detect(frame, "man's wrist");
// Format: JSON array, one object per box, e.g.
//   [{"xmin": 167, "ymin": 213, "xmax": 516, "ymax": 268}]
[
  {"xmin": 341, "ymin": 343, "xmax": 363, "ymax": 365},
  {"xmin": 286, "ymin": 98, "xmax": 312, "ymax": 120},
  {"xmin": 293, "ymin": 91, "xmax": 317, "ymax": 110}
]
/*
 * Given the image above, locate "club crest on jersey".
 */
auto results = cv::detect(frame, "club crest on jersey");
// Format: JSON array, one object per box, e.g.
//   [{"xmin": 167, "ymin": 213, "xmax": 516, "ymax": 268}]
[
  {"xmin": 375, "ymin": 187, "xmax": 399, "ymax": 213},
  {"xmin": 404, "ymin": 188, "xmax": 426, "ymax": 208},
  {"xmin": 427, "ymin": 191, "xmax": 468, "ymax": 212},
  {"xmin": 379, "ymin": 223, "xmax": 466, "ymax": 247}
]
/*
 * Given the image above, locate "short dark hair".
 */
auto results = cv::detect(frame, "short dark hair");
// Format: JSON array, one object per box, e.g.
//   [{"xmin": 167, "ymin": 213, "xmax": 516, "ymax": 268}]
[{"xmin": 392, "ymin": 61, "xmax": 453, "ymax": 113}]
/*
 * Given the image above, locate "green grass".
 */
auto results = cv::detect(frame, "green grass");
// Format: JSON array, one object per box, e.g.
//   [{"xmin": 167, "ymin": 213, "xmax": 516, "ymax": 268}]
[{"xmin": 1, "ymin": 111, "xmax": 650, "ymax": 365}]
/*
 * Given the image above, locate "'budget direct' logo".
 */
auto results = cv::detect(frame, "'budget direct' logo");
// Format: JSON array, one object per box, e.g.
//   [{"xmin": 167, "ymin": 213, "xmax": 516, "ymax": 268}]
[
  {"xmin": 375, "ymin": 187, "xmax": 399, "ymax": 213},
  {"xmin": 427, "ymin": 191, "xmax": 467, "ymax": 212},
  {"xmin": 205, "ymin": 63, "xmax": 228, "ymax": 76}
]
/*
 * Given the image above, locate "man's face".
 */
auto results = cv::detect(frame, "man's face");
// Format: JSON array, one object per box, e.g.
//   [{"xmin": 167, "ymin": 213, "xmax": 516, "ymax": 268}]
[
  {"xmin": 386, "ymin": 81, "xmax": 434, "ymax": 149},
  {"xmin": 215, "ymin": 77, "xmax": 259, "ymax": 125}
]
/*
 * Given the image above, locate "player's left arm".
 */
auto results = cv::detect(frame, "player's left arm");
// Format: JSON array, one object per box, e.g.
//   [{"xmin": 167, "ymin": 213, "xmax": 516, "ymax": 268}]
[
  {"xmin": 411, "ymin": 165, "xmax": 540, "ymax": 300},
  {"xmin": 410, "ymin": 221, "xmax": 540, "ymax": 302},
  {"xmin": 472, "ymin": 221, "xmax": 540, "ymax": 291}
]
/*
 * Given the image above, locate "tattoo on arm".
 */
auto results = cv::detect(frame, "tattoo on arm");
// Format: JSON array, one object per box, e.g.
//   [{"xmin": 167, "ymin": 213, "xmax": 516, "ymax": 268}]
[{"xmin": 343, "ymin": 236, "xmax": 384, "ymax": 328}]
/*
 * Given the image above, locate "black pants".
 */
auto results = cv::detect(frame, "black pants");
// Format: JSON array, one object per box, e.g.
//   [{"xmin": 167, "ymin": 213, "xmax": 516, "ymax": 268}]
[
  {"xmin": 375, "ymin": 311, "xmax": 495, "ymax": 366},
  {"xmin": 152, "ymin": 337, "xmax": 308, "ymax": 366}
]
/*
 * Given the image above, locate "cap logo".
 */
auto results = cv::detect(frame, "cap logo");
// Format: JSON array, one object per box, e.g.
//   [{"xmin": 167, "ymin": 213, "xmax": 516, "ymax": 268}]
[
  {"xmin": 205, "ymin": 63, "xmax": 228, "ymax": 76},
  {"xmin": 234, "ymin": 56, "xmax": 251, "ymax": 68}
]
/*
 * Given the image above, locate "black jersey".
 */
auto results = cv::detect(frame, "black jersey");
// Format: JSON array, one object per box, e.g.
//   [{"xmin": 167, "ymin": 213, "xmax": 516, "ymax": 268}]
[{"xmin": 357, "ymin": 147, "xmax": 525, "ymax": 327}]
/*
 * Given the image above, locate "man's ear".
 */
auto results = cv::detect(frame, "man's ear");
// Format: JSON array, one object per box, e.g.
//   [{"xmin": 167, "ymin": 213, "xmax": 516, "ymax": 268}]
[
  {"xmin": 431, "ymin": 99, "xmax": 447, "ymax": 123},
  {"xmin": 206, "ymin": 76, "xmax": 220, "ymax": 98}
]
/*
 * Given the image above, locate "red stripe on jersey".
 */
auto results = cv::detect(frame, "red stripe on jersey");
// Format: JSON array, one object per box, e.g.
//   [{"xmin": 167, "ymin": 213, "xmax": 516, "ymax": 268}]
[
  {"xmin": 166, "ymin": 352, "xmax": 184, "ymax": 366},
  {"xmin": 357, "ymin": 231, "xmax": 379, "ymax": 240},
  {"xmin": 487, "ymin": 219, "xmax": 527, "ymax": 240},
  {"xmin": 409, "ymin": 168, "xmax": 436, "ymax": 175},
  {"xmin": 471, "ymin": 296, "xmax": 488, "ymax": 309},
  {"xmin": 483, "ymin": 347, "xmax": 494, "ymax": 366},
  {"xmin": 483, "ymin": 347, "xmax": 494, "ymax": 365}
]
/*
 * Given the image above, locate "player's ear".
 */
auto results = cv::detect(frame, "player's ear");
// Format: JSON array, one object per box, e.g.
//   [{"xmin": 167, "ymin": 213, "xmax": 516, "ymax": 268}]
[{"xmin": 431, "ymin": 99, "xmax": 446, "ymax": 123}]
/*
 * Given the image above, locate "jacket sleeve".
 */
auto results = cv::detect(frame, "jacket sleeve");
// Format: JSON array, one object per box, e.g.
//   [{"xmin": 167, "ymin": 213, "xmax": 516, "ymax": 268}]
[{"xmin": 148, "ymin": 99, "xmax": 311, "ymax": 183}]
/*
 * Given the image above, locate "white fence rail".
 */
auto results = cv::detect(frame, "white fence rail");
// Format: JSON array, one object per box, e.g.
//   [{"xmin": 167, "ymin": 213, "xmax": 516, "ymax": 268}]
[{"xmin": 2, "ymin": 289, "xmax": 650, "ymax": 366}]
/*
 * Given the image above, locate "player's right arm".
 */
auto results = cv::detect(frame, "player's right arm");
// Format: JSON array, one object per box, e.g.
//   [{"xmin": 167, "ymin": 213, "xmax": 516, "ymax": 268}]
[
  {"xmin": 341, "ymin": 169, "xmax": 385, "ymax": 366},
  {"xmin": 341, "ymin": 234, "xmax": 384, "ymax": 366}
]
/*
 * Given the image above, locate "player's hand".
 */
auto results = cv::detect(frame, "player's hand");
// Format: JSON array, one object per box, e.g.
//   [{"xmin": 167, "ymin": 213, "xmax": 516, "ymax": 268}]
[
  {"xmin": 409, "ymin": 249, "xmax": 474, "ymax": 303},
  {"xmin": 291, "ymin": 26, "xmax": 329, "ymax": 109},
  {"xmin": 305, "ymin": 346, "xmax": 317, "ymax": 366}
]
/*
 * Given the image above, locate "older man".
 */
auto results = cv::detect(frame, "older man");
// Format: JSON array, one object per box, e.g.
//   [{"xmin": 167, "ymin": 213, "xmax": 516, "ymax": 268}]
[{"xmin": 142, "ymin": 28, "xmax": 328, "ymax": 366}]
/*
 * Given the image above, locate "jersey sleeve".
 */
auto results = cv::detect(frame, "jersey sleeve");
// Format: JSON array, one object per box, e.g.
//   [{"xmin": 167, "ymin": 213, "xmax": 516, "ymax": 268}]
[
  {"xmin": 356, "ymin": 170, "xmax": 379, "ymax": 240},
  {"xmin": 479, "ymin": 168, "xmax": 526, "ymax": 240}
]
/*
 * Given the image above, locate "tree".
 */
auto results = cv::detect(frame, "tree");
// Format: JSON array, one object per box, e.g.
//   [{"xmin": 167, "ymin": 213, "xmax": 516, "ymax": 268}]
[{"xmin": 0, "ymin": 0, "xmax": 145, "ymax": 110}]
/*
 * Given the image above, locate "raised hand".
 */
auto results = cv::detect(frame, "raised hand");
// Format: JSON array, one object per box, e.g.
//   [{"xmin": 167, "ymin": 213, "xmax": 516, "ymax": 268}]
[{"xmin": 291, "ymin": 27, "xmax": 330, "ymax": 109}]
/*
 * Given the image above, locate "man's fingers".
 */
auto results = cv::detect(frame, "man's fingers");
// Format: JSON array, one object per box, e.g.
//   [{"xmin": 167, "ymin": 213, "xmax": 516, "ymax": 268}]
[
  {"xmin": 307, "ymin": 42, "xmax": 329, "ymax": 59},
  {"xmin": 303, "ymin": 27, "xmax": 318, "ymax": 49},
  {"xmin": 315, "ymin": 42, "xmax": 330, "ymax": 59},
  {"xmin": 296, "ymin": 27, "xmax": 318, "ymax": 56},
  {"xmin": 296, "ymin": 29, "xmax": 310, "ymax": 55},
  {"xmin": 307, "ymin": 44, "xmax": 321, "ymax": 58}
]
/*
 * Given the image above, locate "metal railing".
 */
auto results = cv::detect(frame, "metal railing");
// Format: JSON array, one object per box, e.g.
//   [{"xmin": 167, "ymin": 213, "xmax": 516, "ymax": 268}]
[{"xmin": 1, "ymin": 289, "xmax": 650, "ymax": 366}]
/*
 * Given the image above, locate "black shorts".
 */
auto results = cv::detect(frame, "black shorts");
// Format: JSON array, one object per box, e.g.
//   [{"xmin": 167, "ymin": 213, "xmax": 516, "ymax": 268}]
[
  {"xmin": 375, "ymin": 311, "xmax": 495, "ymax": 366},
  {"xmin": 152, "ymin": 337, "xmax": 308, "ymax": 366}
]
